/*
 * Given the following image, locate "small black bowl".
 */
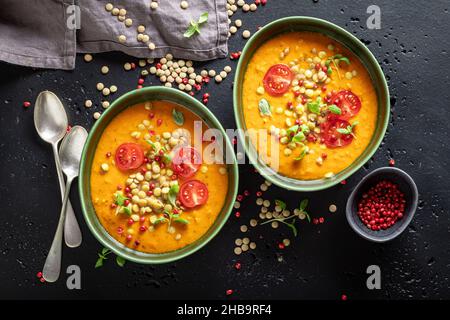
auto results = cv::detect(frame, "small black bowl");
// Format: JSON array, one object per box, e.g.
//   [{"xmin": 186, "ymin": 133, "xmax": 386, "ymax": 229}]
[{"xmin": 346, "ymin": 167, "xmax": 418, "ymax": 242}]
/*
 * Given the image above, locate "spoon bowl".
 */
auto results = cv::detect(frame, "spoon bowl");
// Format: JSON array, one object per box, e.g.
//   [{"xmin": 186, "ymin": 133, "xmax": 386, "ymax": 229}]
[
  {"xmin": 60, "ymin": 126, "xmax": 88, "ymax": 178},
  {"xmin": 34, "ymin": 91, "xmax": 68, "ymax": 144}
]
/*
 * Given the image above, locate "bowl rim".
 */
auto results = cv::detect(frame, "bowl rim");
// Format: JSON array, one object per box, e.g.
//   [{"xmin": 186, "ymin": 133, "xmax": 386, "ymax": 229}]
[
  {"xmin": 79, "ymin": 86, "xmax": 239, "ymax": 264},
  {"xmin": 233, "ymin": 16, "xmax": 390, "ymax": 191},
  {"xmin": 345, "ymin": 167, "xmax": 418, "ymax": 242}
]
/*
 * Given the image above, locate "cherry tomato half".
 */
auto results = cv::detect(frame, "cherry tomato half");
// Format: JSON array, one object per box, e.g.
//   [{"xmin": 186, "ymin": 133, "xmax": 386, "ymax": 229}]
[
  {"xmin": 330, "ymin": 90, "xmax": 361, "ymax": 120},
  {"xmin": 263, "ymin": 64, "xmax": 294, "ymax": 96},
  {"xmin": 172, "ymin": 146, "xmax": 202, "ymax": 179},
  {"xmin": 179, "ymin": 180, "xmax": 209, "ymax": 208},
  {"xmin": 321, "ymin": 119, "xmax": 354, "ymax": 148},
  {"xmin": 115, "ymin": 143, "xmax": 144, "ymax": 171}
]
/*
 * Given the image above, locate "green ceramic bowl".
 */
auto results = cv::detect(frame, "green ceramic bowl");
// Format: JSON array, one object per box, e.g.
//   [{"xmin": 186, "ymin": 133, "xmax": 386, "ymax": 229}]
[
  {"xmin": 79, "ymin": 87, "xmax": 238, "ymax": 264},
  {"xmin": 233, "ymin": 16, "xmax": 390, "ymax": 191}
]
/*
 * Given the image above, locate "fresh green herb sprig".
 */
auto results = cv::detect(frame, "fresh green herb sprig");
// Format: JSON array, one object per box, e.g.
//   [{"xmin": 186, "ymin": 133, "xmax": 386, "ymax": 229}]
[
  {"xmin": 153, "ymin": 210, "xmax": 190, "ymax": 230},
  {"xmin": 261, "ymin": 216, "xmax": 298, "ymax": 237},
  {"xmin": 168, "ymin": 184, "xmax": 180, "ymax": 208},
  {"xmin": 258, "ymin": 98, "xmax": 272, "ymax": 116},
  {"xmin": 261, "ymin": 198, "xmax": 311, "ymax": 236},
  {"xmin": 328, "ymin": 104, "xmax": 342, "ymax": 115},
  {"xmin": 172, "ymin": 108, "xmax": 184, "ymax": 126},
  {"xmin": 337, "ymin": 121, "xmax": 359, "ymax": 137},
  {"xmin": 184, "ymin": 12, "xmax": 209, "ymax": 38},
  {"xmin": 95, "ymin": 248, "xmax": 127, "ymax": 268},
  {"xmin": 307, "ymin": 97, "xmax": 328, "ymax": 115},
  {"xmin": 325, "ymin": 54, "xmax": 350, "ymax": 77},
  {"xmin": 114, "ymin": 192, "xmax": 131, "ymax": 216},
  {"xmin": 286, "ymin": 123, "xmax": 310, "ymax": 145},
  {"xmin": 297, "ymin": 199, "xmax": 311, "ymax": 222}
]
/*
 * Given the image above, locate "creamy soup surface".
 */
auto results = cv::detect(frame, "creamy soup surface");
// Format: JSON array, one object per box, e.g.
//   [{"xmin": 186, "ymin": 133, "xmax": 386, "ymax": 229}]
[
  {"xmin": 90, "ymin": 101, "xmax": 229, "ymax": 253},
  {"xmin": 242, "ymin": 32, "xmax": 378, "ymax": 180}
]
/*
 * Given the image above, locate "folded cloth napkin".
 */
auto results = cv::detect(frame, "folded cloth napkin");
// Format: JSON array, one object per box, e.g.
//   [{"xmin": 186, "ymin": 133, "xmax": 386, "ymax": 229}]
[{"xmin": 0, "ymin": 0, "xmax": 228, "ymax": 70}]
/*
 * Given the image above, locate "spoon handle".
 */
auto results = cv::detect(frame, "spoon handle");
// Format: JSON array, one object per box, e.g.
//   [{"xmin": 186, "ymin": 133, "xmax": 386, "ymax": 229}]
[
  {"xmin": 52, "ymin": 143, "xmax": 82, "ymax": 248},
  {"xmin": 43, "ymin": 177, "xmax": 73, "ymax": 282}
]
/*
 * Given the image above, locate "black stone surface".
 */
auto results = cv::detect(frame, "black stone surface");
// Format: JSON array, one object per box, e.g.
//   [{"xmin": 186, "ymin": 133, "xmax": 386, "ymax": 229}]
[{"xmin": 1, "ymin": 0, "xmax": 449, "ymax": 300}]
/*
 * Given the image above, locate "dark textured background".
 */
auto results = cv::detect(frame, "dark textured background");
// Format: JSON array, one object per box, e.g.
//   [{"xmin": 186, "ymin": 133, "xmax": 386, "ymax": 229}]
[{"xmin": 1, "ymin": 0, "xmax": 449, "ymax": 300}]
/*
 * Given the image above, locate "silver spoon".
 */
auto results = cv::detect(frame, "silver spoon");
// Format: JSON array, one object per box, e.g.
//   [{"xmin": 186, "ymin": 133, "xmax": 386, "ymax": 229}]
[
  {"xmin": 42, "ymin": 126, "xmax": 88, "ymax": 282},
  {"xmin": 34, "ymin": 91, "xmax": 82, "ymax": 248}
]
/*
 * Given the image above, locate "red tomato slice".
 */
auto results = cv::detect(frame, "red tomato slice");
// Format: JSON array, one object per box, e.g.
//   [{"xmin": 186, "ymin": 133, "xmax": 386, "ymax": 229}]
[
  {"xmin": 172, "ymin": 146, "xmax": 202, "ymax": 178},
  {"xmin": 321, "ymin": 119, "xmax": 354, "ymax": 148},
  {"xmin": 330, "ymin": 90, "xmax": 361, "ymax": 120},
  {"xmin": 263, "ymin": 64, "xmax": 293, "ymax": 96},
  {"xmin": 115, "ymin": 143, "xmax": 144, "ymax": 171},
  {"xmin": 179, "ymin": 180, "xmax": 209, "ymax": 208}
]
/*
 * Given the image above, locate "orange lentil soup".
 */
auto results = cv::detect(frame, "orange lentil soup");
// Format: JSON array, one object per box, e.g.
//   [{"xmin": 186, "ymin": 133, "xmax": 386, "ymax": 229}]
[
  {"xmin": 90, "ymin": 101, "xmax": 229, "ymax": 253},
  {"xmin": 243, "ymin": 32, "xmax": 378, "ymax": 180}
]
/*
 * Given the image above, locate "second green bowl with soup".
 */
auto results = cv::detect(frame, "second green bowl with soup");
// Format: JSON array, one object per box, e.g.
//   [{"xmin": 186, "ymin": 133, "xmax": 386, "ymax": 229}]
[
  {"xmin": 233, "ymin": 16, "xmax": 389, "ymax": 191},
  {"xmin": 79, "ymin": 87, "xmax": 238, "ymax": 264}
]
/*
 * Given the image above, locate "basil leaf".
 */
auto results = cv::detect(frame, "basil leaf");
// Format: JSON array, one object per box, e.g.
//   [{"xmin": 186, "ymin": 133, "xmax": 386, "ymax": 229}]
[
  {"xmin": 168, "ymin": 184, "xmax": 180, "ymax": 208},
  {"xmin": 198, "ymin": 12, "xmax": 209, "ymax": 24},
  {"xmin": 122, "ymin": 204, "xmax": 132, "ymax": 216},
  {"xmin": 258, "ymin": 98, "xmax": 271, "ymax": 116},
  {"xmin": 116, "ymin": 256, "xmax": 126, "ymax": 267},
  {"xmin": 286, "ymin": 125, "xmax": 299, "ymax": 137},
  {"xmin": 184, "ymin": 12, "xmax": 208, "ymax": 38},
  {"xmin": 101, "ymin": 247, "xmax": 111, "ymax": 255},
  {"xmin": 292, "ymin": 131, "xmax": 306, "ymax": 143},
  {"xmin": 153, "ymin": 217, "xmax": 168, "ymax": 225},
  {"xmin": 184, "ymin": 23, "xmax": 198, "ymax": 38},
  {"xmin": 337, "ymin": 122, "xmax": 358, "ymax": 135},
  {"xmin": 304, "ymin": 211, "xmax": 311, "ymax": 223},
  {"xmin": 172, "ymin": 108, "xmax": 184, "ymax": 125},
  {"xmin": 173, "ymin": 217, "xmax": 189, "ymax": 224},
  {"xmin": 339, "ymin": 57, "xmax": 350, "ymax": 65},
  {"xmin": 299, "ymin": 199, "xmax": 309, "ymax": 211},
  {"xmin": 114, "ymin": 193, "xmax": 128, "ymax": 206},
  {"xmin": 300, "ymin": 124, "xmax": 310, "ymax": 134},
  {"xmin": 307, "ymin": 101, "xmax": 321, "ymax": 114},
  {"xmin": 338, "ymin": 128, "xmax": 350, "ymax": 134},
  {"xmin": 328, "ymin": 104, "xmax": 342, "ymax": 115},
  {"xmin": 95, "ymin": 257, "xmax": 104, "ymax": 268},
  {"xmin": 286, "ymin": 219, "xmax": 298, "ymax": 237}
]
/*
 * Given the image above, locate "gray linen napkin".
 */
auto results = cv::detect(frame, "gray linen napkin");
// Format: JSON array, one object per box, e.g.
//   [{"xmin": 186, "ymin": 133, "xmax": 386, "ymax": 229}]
[{"xmin": 0, "ymin": 0, "xmax": 228, "ymax": 70}]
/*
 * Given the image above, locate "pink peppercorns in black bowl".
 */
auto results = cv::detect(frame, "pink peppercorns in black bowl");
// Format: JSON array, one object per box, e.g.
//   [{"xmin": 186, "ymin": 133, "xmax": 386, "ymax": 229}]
[{"xmin": 346, "ymin": 167, "xmax": 418, "ymax": 242}]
